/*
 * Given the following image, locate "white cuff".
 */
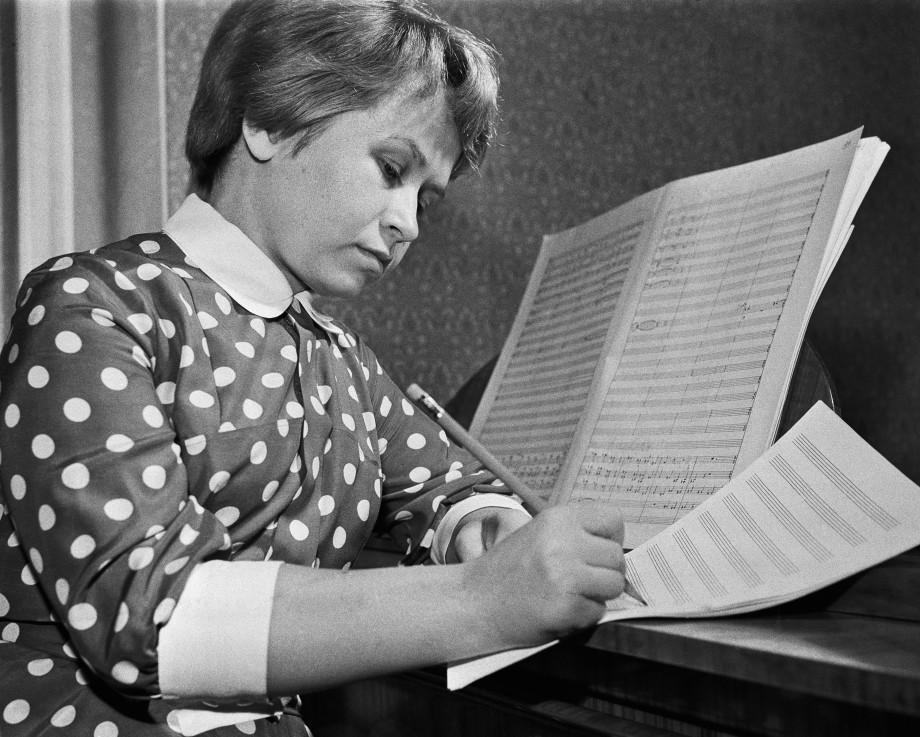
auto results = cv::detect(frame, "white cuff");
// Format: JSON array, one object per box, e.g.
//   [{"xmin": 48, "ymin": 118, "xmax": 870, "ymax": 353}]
[
  {"xmin": 158, "ymin": 560, "xmax": 282, "ymax": 699},
  {"xmin": 430, "ymin": 494, "xmax": 530, "ymax": 565}
]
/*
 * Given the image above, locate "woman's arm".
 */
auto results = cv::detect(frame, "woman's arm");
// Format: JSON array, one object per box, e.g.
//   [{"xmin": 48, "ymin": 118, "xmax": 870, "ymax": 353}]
[{"xmin": 266, "ymin": 500, "xmax": 626, "ymax": 695}]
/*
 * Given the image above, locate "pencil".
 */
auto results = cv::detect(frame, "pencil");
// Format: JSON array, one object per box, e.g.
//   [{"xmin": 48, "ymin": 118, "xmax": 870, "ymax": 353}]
[{"xmin": 406, "ymin": 383, "xmax": 647, "ymax": 605}]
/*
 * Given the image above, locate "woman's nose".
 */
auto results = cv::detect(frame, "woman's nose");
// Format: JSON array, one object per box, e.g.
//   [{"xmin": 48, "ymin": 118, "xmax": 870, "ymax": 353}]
[{"xmin": 382, "ymin": 190, "xmax": 419, "ymax": 245}]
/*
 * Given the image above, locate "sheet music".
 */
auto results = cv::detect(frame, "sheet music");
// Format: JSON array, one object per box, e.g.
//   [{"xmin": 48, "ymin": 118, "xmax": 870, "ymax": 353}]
[
  {"xmin": 556, "ymin": 131, "xmax": 866, "ymax": 547},
  {"xmin": 472, "ymin": 192, "xmax": 661, "ymax": 499},
  {"xmin": 609, "ymin": 402, "xmax": 919, "ymax": 616},
  {"xmin": 448, "ymin": 403, "xmax": 920, "ymax": 689}
]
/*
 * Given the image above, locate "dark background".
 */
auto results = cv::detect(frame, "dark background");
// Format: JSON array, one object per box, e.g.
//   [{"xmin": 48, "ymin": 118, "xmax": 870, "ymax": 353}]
[{"xmin": 166, "ymin": 0, "xmax": 920, "ymax": 483}]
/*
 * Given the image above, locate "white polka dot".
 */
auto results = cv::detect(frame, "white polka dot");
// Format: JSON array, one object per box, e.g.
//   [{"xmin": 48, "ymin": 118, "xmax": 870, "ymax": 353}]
[
  {"xmin": 363, "ymin": 412, "xmax": 376, "ymax": 431},
  {"xmin": 50, "ymin": 256, "xmax": 73, "ymax": 271},
  {"xmin": 105, "ymin": 434, "xmax": 134, "ymax": 452},
  {"xmin": 56, "ymin": 578, "xmax": 70, "ymax": 605},
  {"xmin": 421, "ymin": 528, "xmax": 435, "ymax": 548},
  {"xmin": 318, "ymin": 495, "xmax": 335, "ymax": 515},
  {"xmin": 250, "ymin": 317, "xmax": 266, "ymax": 336},
  {"xmin": 39, "ymin": 504, "xmax": 56, "ymax": 530},
  {"xmin": 235, "ymin": 720, "xmax": 257, "ymax": 735},
  {"xmin": 67, "ymin": 603, "xmax": 98, "ymax": 630},
  {"xmin": 114, "ymin": 602, "xmax": 129, "ymax": 632},
  {"xmin": 63, "ymin": 277, "xmax": 89, "ymax": 294},
  {"xmin": 216, "ymin": 507, "xmax": 240, "ymax": 526},
  {"xmin": 215, "ymin": 292, "xmax": 232, "ymax": 315},
  {"xmin": 2, "ymin": 622, "xmax": 19, "ymax": 641},
  {"xmin": 277, "ymin": 419, "xmax": 290, "ymax": 437},
  {"xmin": 153, "ymin": 597, "xmax": 176, "ymax": 624},
  {"xmin": 250, "ymin": 441, "xmax": 267, "ymax": 465},
  {"xmin": 91, "ymin": 308, "xmax": 114, "ymax": 326},
  {"xmin": 32, "ymin": 434, "xmax": 55, "ymax": 458},
  {"xmin": 285, "ymin": 401, "xmax": 305, "ymax": 419},
  {"xmin": 104, "ymin": 499, "xmax": 134, "ymax": 521},
  {"xmin": 132, "ymin": 346, "xmax": 151, "ymax": 367},
  {"xmin": 289, "ymin": 520, "xmax": 309, "ymax": 541},
  {"xmin": 55, "ymin": 331, "xmax": 82, "ymax": 353},
  {"xmin": 235, "ymin": 341, "xmax": 255, "ymax": 358},
  {"xmin": 243, "ymin": 399, "xmax": 263, "ymax": 419},
  {"xmin": 312, "ymin": 456, "xmax": 320, "ymax": 479},
  {"xmin": 407, "ymin": 433, "xmax": 426, "ymax": 450},
  {"xmin": 395, "ymin": 510, "xmax": 413, "ymax": 521},
  {"xmin": 75, "ymin": 667, "xmax": 88, "ymax": 685},
  {"xmin": 431, "ymin": 494, "xmax": 447, "ymax": 512},
  {"xmin": 63, "ymin": 397, "xmax": 91, "ymax": 422},
  {"xmin": 378, "ymin": 438, "xmax": 388, "ymax": 454},
  {"xmin": 179, "ymin": 524, "xmax": 199, "ymax": 546},
  {"xmin": 342, "ymin": 414, "xmax": 358, "ymax": 432},
  {"xmin": 209, "ymin": 471, "xmax": 230, "ymax": 492},
  {"xmin": 4, "ymin": 404, "xmax": 19, "ymax": 427},
  {"xmin": 10, "ymin": 475, "xmax": 26, "ymax": 500},
  {"xmin": 27, "ymin": 658, "xmax": 54, "ymax": 676},
  {"xmin": 180, "ymin": 344, "xmax": 195, "ymax": 368},
  {"xmin": 213, "ymin": 366, "xmax": 236, "ymax": 386},
  {"xmin": 61, "ymin": 463, "xmax": 89, "ymax": 489},
  {"xmin": 318, "ymin": 385, "xmax": 333, "ymax": 404},
  {"xmin": 332, "ymin": 526, "xmax": 347, "ymax": 549},
  {"xmin": 357, "ymin": 499, "xmax": 371, "ymax": 521},
  {"xmin": 7, "ymin": 343, "xmax": 18, "ymax": 362},
  {"xmin": 380, "ymin": 396, "xmax": 392, "ymax": 416},
  {"xmin": 114, "ymin": 269, "xmax": 137, "ymax": 290},
  {"xmin": 185, "ymin": 435, "xmax": 207, "ymax": 455},
  {"xmin": 445, "ymin": 461, "xmax": 464, "ymax": 483},
  {"xmin": 128, "ymin": 547, "xmax": 154, "ymax": 570},
  {"xmin": 189, "ymin": 390, "xmax": 215, "ymax": 408},
  {"xmin": 139, "ymin": 239, "xmax": 160, "ymax": 254},
  {"xmin": 261, "ymin": 372, "xmax": 284, "ymax": 389},
  {"xmin": 142, "ymin": 465, "xmax": 166, "ymax": 489},
  {"xmin": 156, "ymin": 382, "xmax": 176, "ymax": 404},
  {"xmin": 197, "ymin": 311, "xmax": 218, "ymax": 329},
  {"xmin": 310, "ymin": 396, "xmax": 325, "ymax": 415},
  {"xmin": 70, "ymin": 535, "xmax": 96, "ymax": 559},
  {"xmin": 127, "ymin": 313, "xmax": 153, "ymax": 334},
  {"xmin": 100, "ymin": 367, "xmax": 128, "ymax": 390},
  {"xmin": 343, "ymin": 463, "xmax": 357, "ymax": 485},
  {"xmin": 3, "ymin": 698, "xmax": 29, "ymax": 724},
  {"xmin": 94, "ymin": 720, "xmax": 118, "ymax": 737},
  {"xmin": 280, "ymin": 344, "xmax": 297, "ymax": 362},
  {"xmin": 25, "ymin": 368, "xmax": 51, "ymax": 394},
  {"xmin": 0, "ymin": 594, "xmax": 9, "ymax": 617},
  {"xmin": 401, "ymin": 398, "xmax": 415, "ymax": 416},
  {"xmin": 142, "ymin": 406, "xmax": 164, "ymax": 427},
  {"xmin": 164, "ymin": 556, "xmax": 189, "ymax": 575},
  {"xmin": 29, "ymin": 548, "xmax": 43, "ymax": 573},
  {"xmin": 137, "ymin": 263, "xmax": 162, "ymax": 281},
  {"xmin": 155, "ymin": 318, "xmax": 175, "ymax": 339},
  {"xmin": 51, "ymin": 705, "xmax": 76, "ymax": 727},
  {"xmin": 261, "ymin": 480, "xmax": 279, "ymax": 502},
  {"xmin": 27, "ymin": 304, "xmax": 45, "ymax": 326}
]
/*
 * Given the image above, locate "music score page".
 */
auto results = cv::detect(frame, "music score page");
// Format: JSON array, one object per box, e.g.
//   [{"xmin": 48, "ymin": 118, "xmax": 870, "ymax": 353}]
[{"xmin": 555, "ymin": 130, "xmax": 873, "ymax": 547}]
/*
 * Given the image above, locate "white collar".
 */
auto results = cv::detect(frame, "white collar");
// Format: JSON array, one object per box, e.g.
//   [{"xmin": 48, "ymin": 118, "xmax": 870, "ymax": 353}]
[{"xmin": 163, "ymin": 194, "xmax": 342, "ymax": 334}]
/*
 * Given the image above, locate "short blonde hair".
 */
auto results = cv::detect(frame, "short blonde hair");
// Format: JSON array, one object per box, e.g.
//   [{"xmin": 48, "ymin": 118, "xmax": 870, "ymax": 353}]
[{"xmin": 185, "ymin": 0, "xmax": 500, "ymax": 197}]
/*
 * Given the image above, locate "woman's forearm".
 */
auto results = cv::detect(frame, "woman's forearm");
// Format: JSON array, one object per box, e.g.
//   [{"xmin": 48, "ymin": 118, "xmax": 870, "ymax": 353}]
[{"xmin": 265, "ymin": 561, "xmax": 495, "ymax": 695}]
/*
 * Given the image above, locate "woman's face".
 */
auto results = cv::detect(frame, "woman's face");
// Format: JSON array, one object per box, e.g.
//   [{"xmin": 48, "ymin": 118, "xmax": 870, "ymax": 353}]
[{"xmin": 242, "ymin": 90, "xmax": 462, "ymax": 298}]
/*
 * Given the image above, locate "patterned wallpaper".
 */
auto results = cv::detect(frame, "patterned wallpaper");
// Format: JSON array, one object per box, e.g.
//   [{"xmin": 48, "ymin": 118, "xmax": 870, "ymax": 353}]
[{"xmin": 163, "ymin": 0, "xmax": 920, "ymax": 482}]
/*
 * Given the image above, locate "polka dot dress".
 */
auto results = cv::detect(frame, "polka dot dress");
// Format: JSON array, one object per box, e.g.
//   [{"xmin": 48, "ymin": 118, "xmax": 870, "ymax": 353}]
[{"xmin": 0, "ymin": 235, "xmax": 500, "ymax": 734}]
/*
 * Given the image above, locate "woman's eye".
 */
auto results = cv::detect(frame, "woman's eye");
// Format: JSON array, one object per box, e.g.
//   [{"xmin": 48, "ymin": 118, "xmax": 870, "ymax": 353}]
[{"xmin": 380, "ymin": 160, "xmax": 403, "ymax": 184}]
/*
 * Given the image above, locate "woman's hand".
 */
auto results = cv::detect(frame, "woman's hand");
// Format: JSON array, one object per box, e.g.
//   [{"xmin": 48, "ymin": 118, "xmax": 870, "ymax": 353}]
[
  {"xmin": 459, "ymin": 501, "xmax": 626, "ymax": 649},
  {"xmin": 446, "ymin": 506, "xmax": 532, "ymax": 563}
]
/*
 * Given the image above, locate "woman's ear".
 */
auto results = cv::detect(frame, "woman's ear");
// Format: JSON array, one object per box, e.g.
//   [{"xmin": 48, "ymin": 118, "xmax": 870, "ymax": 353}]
[{"xmin": 242, "ymin": 119, "xmax": 280, "ymax": 162}]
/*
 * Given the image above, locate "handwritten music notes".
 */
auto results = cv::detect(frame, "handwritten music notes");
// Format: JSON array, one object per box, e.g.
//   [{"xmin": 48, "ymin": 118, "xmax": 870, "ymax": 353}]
[
  {"xmin": 448, "ymin": 403, "xmax": 920, "ymax": 689},
  {"xmin": 472, "ymin": 191, "xmax": 661, "ymax": 502}
]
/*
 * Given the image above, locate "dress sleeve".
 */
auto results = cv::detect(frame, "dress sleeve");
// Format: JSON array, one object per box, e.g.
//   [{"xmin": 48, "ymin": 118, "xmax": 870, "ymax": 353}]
[
  {"xmin": 0, "ymin": 256, "xmax": 232, "ymax": 699},
  {"xmin": 358, "ymin": 345, "xmax": 514, "ymax": 563}
]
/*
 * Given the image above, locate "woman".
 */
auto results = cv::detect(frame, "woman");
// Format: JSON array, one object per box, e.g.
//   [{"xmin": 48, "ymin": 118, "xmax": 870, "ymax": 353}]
[{"xmin": 0, "ymin": 1, "xmax": 627, "ymax": 734}]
